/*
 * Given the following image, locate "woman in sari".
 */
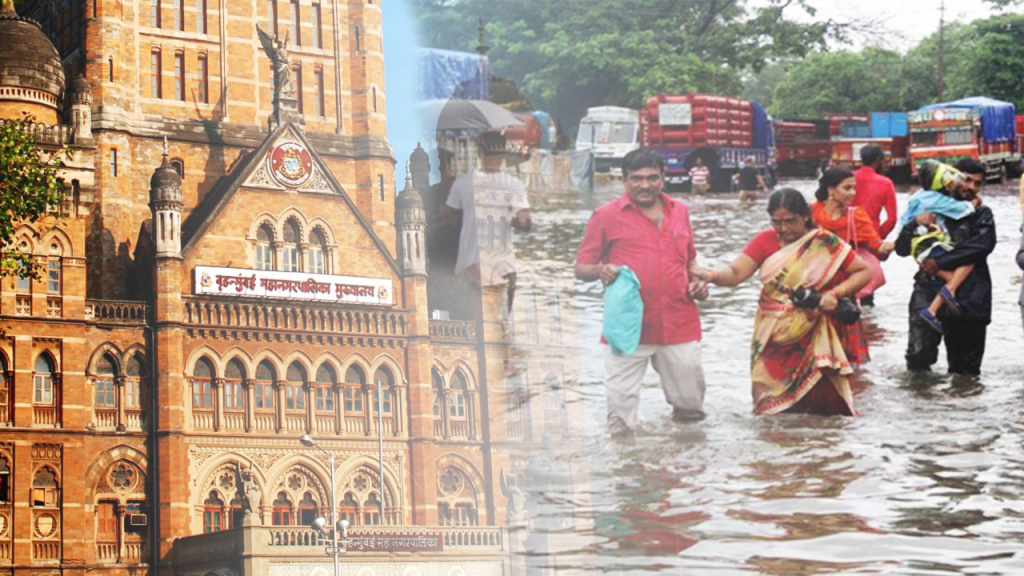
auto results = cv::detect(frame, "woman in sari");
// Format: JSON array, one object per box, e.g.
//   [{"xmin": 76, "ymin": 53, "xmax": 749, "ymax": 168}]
[
  {"xmin": 697, "ymin": 189, "xmax": 872, "ymax": 415},
  {"xmin": 812, "ymin": 168, "xmax": 894, "ymax": 301}
]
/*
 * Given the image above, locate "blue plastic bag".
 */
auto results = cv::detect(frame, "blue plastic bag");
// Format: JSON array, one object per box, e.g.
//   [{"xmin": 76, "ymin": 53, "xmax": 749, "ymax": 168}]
[{"xmin": 603, "ymin": 266, "xmax": 643, "ymax": 356}]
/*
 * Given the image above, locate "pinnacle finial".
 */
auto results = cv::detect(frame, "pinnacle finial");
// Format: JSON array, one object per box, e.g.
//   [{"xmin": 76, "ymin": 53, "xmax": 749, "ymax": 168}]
[
  {"xmin": 163, "ymin": 136, "xmax": 169, "ymax": 158},
  {"xmin": 476, "ymin": 16, "xmax": 489, "ymax": 56},
  {"xmin": 1, "ymin": 0, "xmax": 15, "ymax": 15},
  {"xmin": 405, "ymin": 161, "xmax": 412, "ymax": 186}
]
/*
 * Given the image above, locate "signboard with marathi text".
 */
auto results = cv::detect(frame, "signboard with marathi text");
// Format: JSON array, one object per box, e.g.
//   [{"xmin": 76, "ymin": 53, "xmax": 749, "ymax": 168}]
[
  {"xmin": 659, "ymin": 103, "xmax": 692, "ymax": 126},
  {"xmin": 194, "ymin": 266, "xmax": 393, "ymax": 306},
  {"xmin": 342, "ymin": 532, "xmax": 444, "ymax": 552}
]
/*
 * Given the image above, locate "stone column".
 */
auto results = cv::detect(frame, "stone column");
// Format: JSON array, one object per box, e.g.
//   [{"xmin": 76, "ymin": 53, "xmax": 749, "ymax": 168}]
[
  {"xmin": 274, "ymin": 380, "xmax": 287, "ymax": 433},
  {"xmin": 441, "ymin": 390, "xmax": 452, "ymax": 440},
  {"xmin": 364, "ymin": 384, "xmax": 374, "ymax": 437},
  {"xmin": 333, "ymin": 383, "xmax": 343, "ymax": 435},
  {"xmin": 467, "ymin": 390, "xmax": 478, "ymax": 441},
  {"xmin": 244, "ymin": 379, "xmax": 256, "ymax": 432},
  {"xmin": 303, "ymin": 381, "xmax": 313, "ymax": 434},
  {"xmin": 214, "ymin": 378, "xmax": 226, "ymax": 431},
  {"xmin": 115, "ymin": 375, "xmax": 127, "ymax": 432}
]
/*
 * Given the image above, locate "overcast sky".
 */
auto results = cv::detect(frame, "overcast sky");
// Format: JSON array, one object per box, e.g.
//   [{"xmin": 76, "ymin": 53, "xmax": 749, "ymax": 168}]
[{"xmin": 799, "ymin": 0, "xmax": 1001, "ymax": 50}]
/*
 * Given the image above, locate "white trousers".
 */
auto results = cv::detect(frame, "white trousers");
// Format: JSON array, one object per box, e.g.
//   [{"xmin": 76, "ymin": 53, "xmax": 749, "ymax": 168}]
[{"xmin": 604, "ymin": 342, "xmax": 706, "ymax": 435}]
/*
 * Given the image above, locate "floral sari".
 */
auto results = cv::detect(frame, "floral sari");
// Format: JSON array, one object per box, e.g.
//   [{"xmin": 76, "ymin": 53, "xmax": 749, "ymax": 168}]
[{"xmin": 751, "ymin": 229, "xmax": 857, "ymax": 416}]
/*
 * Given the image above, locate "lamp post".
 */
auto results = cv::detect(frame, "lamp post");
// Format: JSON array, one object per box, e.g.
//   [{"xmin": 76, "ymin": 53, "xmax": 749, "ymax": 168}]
[{"xmin": 300, "ymin": 435, "xmax": 349, "ymax": 576}]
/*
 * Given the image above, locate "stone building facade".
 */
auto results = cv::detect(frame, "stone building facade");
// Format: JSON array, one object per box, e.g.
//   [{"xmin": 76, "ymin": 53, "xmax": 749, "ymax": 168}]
[{"xmin": 0, "ymin": 1, "xmax": 581, "ymax": 575}]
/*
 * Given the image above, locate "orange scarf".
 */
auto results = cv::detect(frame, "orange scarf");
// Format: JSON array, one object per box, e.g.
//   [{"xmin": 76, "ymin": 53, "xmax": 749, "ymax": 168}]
[{"xmin": 811, "ymin": 202, "xmax": 882, "ymax": 252}]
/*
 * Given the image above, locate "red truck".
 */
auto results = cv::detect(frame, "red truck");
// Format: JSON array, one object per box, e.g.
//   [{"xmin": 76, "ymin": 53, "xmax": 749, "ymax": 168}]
[
  {"xmin": 774, "ymin": 120, "xmax": 830, "ymax": 176},
  {"xmin": 639, "ymin": 93, "xmax": 774, "ymax": 191},
  {"xmin": 909, "ymin": 97, "xmax": 1021, "ymax": 182},
  {"xmin": 827, "ymin": 113, "xmax": 910, "ymax": 181}
]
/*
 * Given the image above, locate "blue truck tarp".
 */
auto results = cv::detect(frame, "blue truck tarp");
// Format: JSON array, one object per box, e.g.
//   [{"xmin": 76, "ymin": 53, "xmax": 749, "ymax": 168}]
[
  {"xmin": 417, "ymin": 48, "xmax": 490, "ymax": 101},
  {"xmin": 752, "ymin": 102, "xmax": 772, "ymax": 149},
  {"xmin": 919, "ymin": 97, "xmax": 1016, "ymax": 143},
  {"xmin": 870, "ymin": 112, "xmax": 908, "ymax": 138}
]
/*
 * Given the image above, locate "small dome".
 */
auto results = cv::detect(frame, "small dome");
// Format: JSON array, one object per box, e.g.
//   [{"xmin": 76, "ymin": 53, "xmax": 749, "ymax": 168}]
[
  {"xmin": 70, "ymin": 74, "xmax": 91, "ymax": 95},
  {"xmin": 150, "ymin": 144, "xmax": 182, "ymax": 205},
  {"xmin": 0, "ymin": 3, "xmax": 65, "ymax": 110},
  {"xmin": 395, "ymin": 171, "xmax": 423, "ymax": 211}
]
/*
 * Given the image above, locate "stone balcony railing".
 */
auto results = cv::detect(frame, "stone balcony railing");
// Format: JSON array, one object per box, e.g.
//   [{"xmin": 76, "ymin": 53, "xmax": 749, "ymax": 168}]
[
  {"xmin": 0, "ymin": 116, "xmax": 71, "ymax": 145},
  {"xmin": 182, "ymin": 296, "xmax": 407, "ymax": 338},
  {"xmin": 175, "ymin": 524, "xmax": 509, "ymax": 572},
  {"xmin": 84, "ymin": 300, "xmax": 148, "ymax": 325},
  {"xmin": 429, "ymin": 320, "xmax": 477, "ymax": 343}
]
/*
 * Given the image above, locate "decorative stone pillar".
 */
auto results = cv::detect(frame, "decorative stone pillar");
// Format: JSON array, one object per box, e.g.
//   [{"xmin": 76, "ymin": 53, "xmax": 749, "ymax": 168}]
[
  {"xmin": 441, "ymin": 390, "xmax": 452, "ymax": 440},
  {"xmin": 467, "ymin": 390, "xmax": 478, "ymax": 441},
  {"xmin": 303, "ymin": 381, "xmax": 313, "ymax": 434},
  {"xmin": 244, "ymin": 379, "xmax": 256, "ymax": 432},
  {"xmin": 115, "ymin": 375, "xmax": 127, "ymax": 432},
  {"xmin": 274, "ymin": 380, "xmax": 287, "ymax": 433},
  {"xmin": 333, "ymin": 383, "xmax": 343, "ymax": 435},
  {"xmin": 364, "ymin": 384, "xmax": 374, "ymax": 437},
  {"xmin": 214, "ymin": 378, "xmax": 226, "ymax": 432}
]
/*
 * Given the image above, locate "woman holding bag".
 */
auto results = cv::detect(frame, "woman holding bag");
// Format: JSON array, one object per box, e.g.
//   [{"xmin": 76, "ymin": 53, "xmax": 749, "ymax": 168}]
[{"xmin": 811, "ymin": 168, "xmax": 894, "ymax": 302}]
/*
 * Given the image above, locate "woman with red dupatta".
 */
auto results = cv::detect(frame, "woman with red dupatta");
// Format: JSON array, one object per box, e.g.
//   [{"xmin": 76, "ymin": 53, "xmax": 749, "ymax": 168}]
[
  {"xmin": 811, "ymin": 168, "xmax": 895, "ymax": 301},
  {"xmin": 696, "ymin": 189, "xmax": 872, "ymax": 415}
]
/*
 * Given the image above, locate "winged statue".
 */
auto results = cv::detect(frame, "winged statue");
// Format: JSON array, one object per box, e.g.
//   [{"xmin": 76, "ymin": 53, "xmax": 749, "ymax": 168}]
[
  {"xmin": 257, "ymin": 25, "xmax": 294, "ymax": 100},
  {"xmin": 500, "ymin": 468, "xmax": 527, "ymax": 524}
]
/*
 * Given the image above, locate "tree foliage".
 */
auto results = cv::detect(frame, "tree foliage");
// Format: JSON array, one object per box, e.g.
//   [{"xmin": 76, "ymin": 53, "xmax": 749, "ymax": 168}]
[
  {"xmin": 0, "ymin": 114, "xmax": 69, "ymax": 280},
  {"xmin": 412, "ymin": 0, "xmax": 842, "ymax": 131}
]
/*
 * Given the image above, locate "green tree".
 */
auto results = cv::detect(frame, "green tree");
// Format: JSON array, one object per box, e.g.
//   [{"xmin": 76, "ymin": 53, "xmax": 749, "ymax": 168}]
[
  {"xmin": 965, "ymin": 14, "xmax": 1024, "ymax": 110},
  {"xmin": 412, "ymin": 0, "xmax": 842, "ymax": 133},
  {"xmin": 0, "ymin": 114, "xmax": 69, "ymax": 282}
]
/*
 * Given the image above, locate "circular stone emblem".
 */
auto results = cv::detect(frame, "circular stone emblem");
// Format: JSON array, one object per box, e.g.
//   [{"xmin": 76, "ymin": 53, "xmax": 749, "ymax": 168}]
[{"xmin": 267, "ymin": 141, "xmax": 314, "ymax": 188}]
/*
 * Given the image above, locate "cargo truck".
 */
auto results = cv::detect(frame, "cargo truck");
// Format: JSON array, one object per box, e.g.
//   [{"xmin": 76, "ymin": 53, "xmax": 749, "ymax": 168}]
[
  {"xmin": 909, "ymin": 97, "xmax": 1020, "ymax": 182},
  {"xmin": 638, "ymin": 94, "xmax": 774, "ymax": 191},
  {"xmin": 774, "ymin": 120, "xmax": 830, "ymax": 176},
  {"xmin": 575, "ymin": 106, "xmax": 640, "ymax": 174},
  {"xmin": 827, "ymin": 112, "xmax": 910, "ymax": 181}
]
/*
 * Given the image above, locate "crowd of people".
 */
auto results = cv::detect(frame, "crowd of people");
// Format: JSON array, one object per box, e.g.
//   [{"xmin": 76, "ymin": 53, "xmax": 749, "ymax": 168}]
[{"xmin": 576, "ymin": 146, "xmax": 1000, "ymax": 435}]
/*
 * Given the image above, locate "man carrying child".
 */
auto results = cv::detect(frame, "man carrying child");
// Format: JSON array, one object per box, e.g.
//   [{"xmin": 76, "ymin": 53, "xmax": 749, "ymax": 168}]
[{"xmin": 895, "ymin": 159, "xmax": 995, "ymax": 376}]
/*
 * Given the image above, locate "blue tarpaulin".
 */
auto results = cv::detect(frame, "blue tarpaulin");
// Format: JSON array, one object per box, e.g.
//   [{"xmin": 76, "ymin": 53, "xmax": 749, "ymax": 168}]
[
  {"xmin": 417, "ymin": 48, "xmax": 490, "ymax": 101},
  {"xmin": 919, "ymin": 97, "xmax": 1016, "ymax": 142}
]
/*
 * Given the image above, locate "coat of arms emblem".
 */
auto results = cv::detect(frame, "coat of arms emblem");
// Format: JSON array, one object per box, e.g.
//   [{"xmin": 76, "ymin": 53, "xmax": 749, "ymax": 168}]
[{"xmin": 267, "ymin": 141, "xmax": 314, "ymax": 188}]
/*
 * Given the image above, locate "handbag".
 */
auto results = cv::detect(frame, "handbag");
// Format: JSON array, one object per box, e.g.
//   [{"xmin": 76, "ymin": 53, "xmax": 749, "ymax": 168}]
[{"xmin": 846, "ymin": 207, "xmax": 886, "ymax": 299}]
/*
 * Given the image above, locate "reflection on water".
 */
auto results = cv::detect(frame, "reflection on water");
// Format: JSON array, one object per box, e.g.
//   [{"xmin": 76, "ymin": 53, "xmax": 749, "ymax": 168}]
[{"xmin": 513, "ymin": 179, "xmax": 1024, "ymax": 574}]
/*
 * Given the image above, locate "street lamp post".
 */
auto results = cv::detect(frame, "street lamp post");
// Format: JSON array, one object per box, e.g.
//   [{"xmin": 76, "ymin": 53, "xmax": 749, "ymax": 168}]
[{"xmin": 300, "ymin": 435, "xmax": 349, "ymax": 576}]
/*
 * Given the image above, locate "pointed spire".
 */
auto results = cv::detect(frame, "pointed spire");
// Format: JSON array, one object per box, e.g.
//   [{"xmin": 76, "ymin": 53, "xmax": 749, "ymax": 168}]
[
  {"xmin": 405, "ymin": 161, "xmax": 412, "ymax": 188},
  {"xmin": 0, "ymin": 0, "xmax": 15, "ymax": 15},
  {"xmin": 475, "ymin": 16, "xmax": 489, "ymax": 56},
  {"xmin": 160, "ymin": 136, "xmax": 172, "ymax": 168}
]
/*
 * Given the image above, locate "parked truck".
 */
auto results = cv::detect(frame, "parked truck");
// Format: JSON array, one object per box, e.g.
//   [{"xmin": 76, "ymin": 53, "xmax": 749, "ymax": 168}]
[
  {"xmin": 827, "ymin": 112, "xmax": 910, "ymax": 181},
  {"xmin": 908, "ymin": 97, "xmax": 1020, "ymax": 182},
  {"xmin": 774, "ymin": 120, "xmax": 830, "ymax": 177},
  {"xmin": 575, "ymin": 106, "xmax": 639, "ymax": 174},
  {"xmin": 638, "ymin": 94, "xmax": 773, "ymax": 191}
]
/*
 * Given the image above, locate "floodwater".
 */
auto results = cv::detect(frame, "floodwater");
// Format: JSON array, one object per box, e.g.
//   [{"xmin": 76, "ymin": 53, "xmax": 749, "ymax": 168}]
[{"xmin": 514, "ymin": 178, "xmax": 1024, "ymax": 575}]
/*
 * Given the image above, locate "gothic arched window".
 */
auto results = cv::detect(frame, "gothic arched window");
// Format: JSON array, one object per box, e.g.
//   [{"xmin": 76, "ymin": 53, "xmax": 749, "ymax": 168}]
[
  {"xmin": 339, "ymin": 492, "xmax": 358, "ymax": 525},
  {"xmin": 95, "ymin": 354, "xmax": 116, "ymax": 409},
  {"xmin": 203, "ymin": 491, "xmax": 224, "ymax": 532},
  {"xmin": 272, "ymin": 491, "xmax": 292, "ymax": 525},
  {"xmin": 255, "ymin": 360, "xmax": 276, "ymax": 411},
  {"xmin": 256, "ymin": 225, "xmax": 273, "ymax": 270},
  {"xmin": 191, "ymin": 357, "xmax": 214, "ymax": 408},
  {"xmin": 344, "ymin": 365, "xmax": 365, "ymax": 415},
  {"xmin": 314, "ymin": 363, "xmax": 336, "ymax": 413},
  {"xmin": 449, "ymin": 371, "xmax": 468, "ymax": 420},
  {"xmin": 125, "ymin": 354, "xmax": 146, "ymax": 410},
  {"xmin": 282, "ymin": 220, "xmax": 299, "ymax": 272},
  {"xmin": 308, "ymin": 229, "xmax": 325, "ymax": 274},
  {"xmin": 224, "ymin": 359, "xmax": 246, "ymax": 412},
  {"xmin": 33, "ymin": 355, "xmax": 57, "ymax": 408},
  {"xmin": 285, "ymin": 362, "xmax": 306, "ymax": 411},
  {"xmin": 373, "ymin": 366, "xmax": 393, "ymax": 414}
]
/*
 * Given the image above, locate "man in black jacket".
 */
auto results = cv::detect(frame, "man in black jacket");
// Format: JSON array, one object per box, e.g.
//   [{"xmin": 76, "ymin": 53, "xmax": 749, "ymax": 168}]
[{"xmin": 896, "ymin": 159, "xmax": 994, "ymax": 375}]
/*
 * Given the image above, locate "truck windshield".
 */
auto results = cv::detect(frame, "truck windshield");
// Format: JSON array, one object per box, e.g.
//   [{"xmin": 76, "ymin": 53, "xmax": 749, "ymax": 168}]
[
  {"xmin": 911, "ymin": 129, "xmax": 973, "ymax": 148},
  {"xmin": 577, "ymin": 121, "xmax": 636, "ymax": 145}
]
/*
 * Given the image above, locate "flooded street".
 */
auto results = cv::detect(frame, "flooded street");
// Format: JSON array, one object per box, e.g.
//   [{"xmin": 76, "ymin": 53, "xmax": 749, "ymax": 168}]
[{"xmin": 516, "ymin": 178, "xmax": 1024, "ymax": 574}]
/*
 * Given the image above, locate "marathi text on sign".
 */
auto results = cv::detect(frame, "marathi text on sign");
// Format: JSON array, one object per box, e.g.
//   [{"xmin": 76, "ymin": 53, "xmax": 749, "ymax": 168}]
[
  {"xmin": 194, "ymin": 266, "xmax": 393, "ymax": 306},
  {"xmin": 341, "ymin": 533, "xmax": 444, "ymax": 552}
]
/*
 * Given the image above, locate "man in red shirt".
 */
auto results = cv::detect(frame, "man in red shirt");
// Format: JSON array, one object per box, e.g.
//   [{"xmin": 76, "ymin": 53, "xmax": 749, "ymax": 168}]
[
  {"xmin": 853, "ymin": 144, "xmax": 898, "ymax": 238},
  {"xmin": 575, "ymin": 148, "xmax": 709, "ymax": 435}
]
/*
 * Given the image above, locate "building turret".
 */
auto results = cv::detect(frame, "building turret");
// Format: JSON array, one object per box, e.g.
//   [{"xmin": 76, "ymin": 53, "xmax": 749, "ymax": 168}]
[
  {"xmin": 410, "ymin": 143, "xmax": 430, "ymax": 194},
  {"xmin": 149, "ymin": 137, "xmax": 183, "ymax": 258},
  {"xmin": 68, "ymin": 74, "xmax": 93, "ymax": 143},
  {"xmin": 395, "ymin": 162, "xmax": 426, "ymax": 276},
  {"xmin": 0, "ymin": 0, "xmax": 65, "ymax": 125}
]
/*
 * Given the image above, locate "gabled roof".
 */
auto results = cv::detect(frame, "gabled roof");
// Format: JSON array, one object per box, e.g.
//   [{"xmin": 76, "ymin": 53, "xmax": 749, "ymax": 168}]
[{"xmin": 180, "ymin": 121, "xmax": 400, "ymax": 276}]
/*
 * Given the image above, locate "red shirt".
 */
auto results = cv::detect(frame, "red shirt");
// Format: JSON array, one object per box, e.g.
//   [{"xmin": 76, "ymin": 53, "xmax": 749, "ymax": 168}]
[
  {"xmin": 743, "ymin": 227, "xmax": 856, "ymax": 269},
  {"xmin": 576, "ymin": 193, "xmax": 701, "ymax": 345},
  {"xmin": 852, "ymin": 166, "xmax": 898, "ymax": 238},
  {"xmin": 743, "ymin": 229, "xmax": 782, "ymax": 265}
]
